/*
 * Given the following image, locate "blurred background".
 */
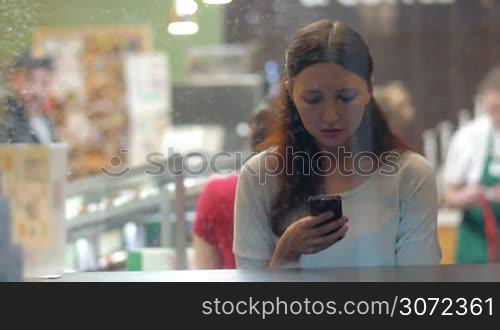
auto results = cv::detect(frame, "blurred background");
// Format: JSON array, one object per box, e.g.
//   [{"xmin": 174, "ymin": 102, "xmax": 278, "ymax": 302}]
[{"xmin": 1, "ymin": 0, "xmax": 499, "ymax": 277}]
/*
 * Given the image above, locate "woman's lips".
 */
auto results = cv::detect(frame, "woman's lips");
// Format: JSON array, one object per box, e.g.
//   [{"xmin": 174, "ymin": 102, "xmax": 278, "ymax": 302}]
[{"xmin": 320, "ymin": 128, "xmax": 344, "ymax": 138}]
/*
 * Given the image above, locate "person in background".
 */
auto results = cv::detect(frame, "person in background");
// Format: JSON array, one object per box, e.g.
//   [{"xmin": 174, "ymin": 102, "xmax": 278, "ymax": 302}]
[
  {"xmin": 192, "ymin": 106, "xmax": 274, "ymax": 269},
  {"xmin": 233, "ymin": 20, "xmax": 441, "ymax": 269},
  {"xmin": 373, "ymin": 81, "xmax": 416, "ymax": 147},
  {"xmin": 443, "ymin": 66, "xmax": 500, "ymax": 264},
  {"xmin": 1, "ymin": 51, "xmax": 59, "ymax": 144}
]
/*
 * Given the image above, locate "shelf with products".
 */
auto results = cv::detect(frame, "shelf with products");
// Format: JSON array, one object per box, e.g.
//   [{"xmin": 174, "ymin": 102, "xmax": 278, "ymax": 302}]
[{"xmin": 63, "ymin": 152, "xmax": 245, "ymax": 272}]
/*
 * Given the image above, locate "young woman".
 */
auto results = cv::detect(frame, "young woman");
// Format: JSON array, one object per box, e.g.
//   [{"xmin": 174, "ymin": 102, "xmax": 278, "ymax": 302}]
[{"xmin": 233, "ymin": 20, "xmax": 441, "ymax": 269}]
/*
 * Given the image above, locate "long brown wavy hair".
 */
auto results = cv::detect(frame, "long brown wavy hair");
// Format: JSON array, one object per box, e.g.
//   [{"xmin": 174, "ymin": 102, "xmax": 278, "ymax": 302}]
[{"xmin": 260, "ymin": 20, "xmax": 409, "ymax": 236}]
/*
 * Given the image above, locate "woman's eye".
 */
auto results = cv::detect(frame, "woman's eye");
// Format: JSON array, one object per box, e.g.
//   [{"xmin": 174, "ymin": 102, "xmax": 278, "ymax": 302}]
[
  {"xmin": 338, "ymin": 91, "xmax": 357, "ymax": 103},
  {"xmin": 339, "ymin": 95, "xmax": 356, "ymax": 103},
  {"xmin": 303, "ymin": 95, "xmax": 322, "ymax": 105}
]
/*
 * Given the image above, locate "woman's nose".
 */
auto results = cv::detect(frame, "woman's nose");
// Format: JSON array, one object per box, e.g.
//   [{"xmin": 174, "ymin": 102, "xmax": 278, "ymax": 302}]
[{"xmin": 321, "ymin": 100, "xmax": 340, "ymax": 124}]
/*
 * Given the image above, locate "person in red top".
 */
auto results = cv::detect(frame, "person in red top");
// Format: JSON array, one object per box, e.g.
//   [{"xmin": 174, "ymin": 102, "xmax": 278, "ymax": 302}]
[
  {"xmin": 192, "ymin": 105, "xmax": 275, "ymax": 269},
  {"xmin": 192, "ymin": 175, "xmax": 239, "ymax": 268}
]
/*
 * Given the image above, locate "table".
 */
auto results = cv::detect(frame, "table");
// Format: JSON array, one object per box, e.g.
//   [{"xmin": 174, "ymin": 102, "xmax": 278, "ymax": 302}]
[{"xmin": 32, "ymin": 263, "xmax": 500, "ymax": 282}]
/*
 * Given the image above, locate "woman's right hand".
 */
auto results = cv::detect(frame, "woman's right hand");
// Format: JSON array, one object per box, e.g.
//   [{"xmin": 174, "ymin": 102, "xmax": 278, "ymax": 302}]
[{"xmin": 270, "ymin": 211, "xmax": 349, "ymax": 268}]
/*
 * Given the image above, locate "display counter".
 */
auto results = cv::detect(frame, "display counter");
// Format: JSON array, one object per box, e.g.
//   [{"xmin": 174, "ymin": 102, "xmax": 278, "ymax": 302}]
[{"xmin": 32, "ymin": 263, "xmax": 500, "ymax": 282}]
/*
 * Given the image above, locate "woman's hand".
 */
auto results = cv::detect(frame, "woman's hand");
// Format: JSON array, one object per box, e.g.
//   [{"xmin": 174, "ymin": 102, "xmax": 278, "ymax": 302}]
[{"xmin": 269, "ymin": 211, "xmax": 349, "ymax": 268}]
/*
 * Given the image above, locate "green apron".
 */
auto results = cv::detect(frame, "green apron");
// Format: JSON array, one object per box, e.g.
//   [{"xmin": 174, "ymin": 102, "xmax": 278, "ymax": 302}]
[{"xmin": 456, "ymin": 129, "xmax": 500, "ymax": 263}]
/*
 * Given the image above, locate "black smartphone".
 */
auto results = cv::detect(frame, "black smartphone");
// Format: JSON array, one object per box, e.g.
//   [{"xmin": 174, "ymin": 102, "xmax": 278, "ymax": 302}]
[{"xmin": 307, "ymin": 194, "xmax": 343, "ymax": 230}]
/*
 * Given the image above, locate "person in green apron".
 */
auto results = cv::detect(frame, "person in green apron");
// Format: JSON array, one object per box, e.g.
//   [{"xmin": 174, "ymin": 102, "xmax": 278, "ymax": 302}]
[
  {"xmin": 443, "ymin": 66, "xmax": 500, "ymax": 264},
  {"xmin": 456, "ymin": 129, "xmax": 500, "ymax": 263}
]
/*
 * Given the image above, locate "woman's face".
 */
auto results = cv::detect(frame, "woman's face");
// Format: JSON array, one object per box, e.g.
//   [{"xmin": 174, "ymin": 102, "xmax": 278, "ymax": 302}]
[{"xmin": 290, "ymin": 62, "xmax": 371, "ymax": 152}]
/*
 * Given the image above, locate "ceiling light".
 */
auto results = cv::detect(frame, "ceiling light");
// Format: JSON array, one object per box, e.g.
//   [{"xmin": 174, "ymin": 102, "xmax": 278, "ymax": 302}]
[
  {"xmin": 202, "ymin": 0, "xmax": 233, "ymax": 5},
  {"xmin": 168, "ymin": 21, "xmax": 199, "ymax": 35}
]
